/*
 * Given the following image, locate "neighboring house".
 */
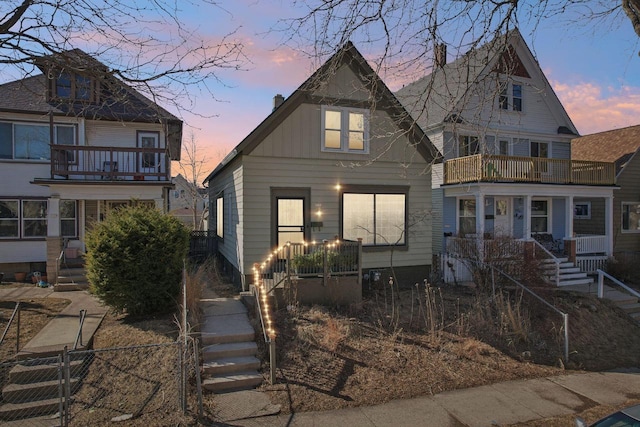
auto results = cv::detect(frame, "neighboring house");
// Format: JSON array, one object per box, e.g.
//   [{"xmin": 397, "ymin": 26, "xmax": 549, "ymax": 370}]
[
  {"xmin": 395, "ymin": 29, "xmax": 616, "ymax": 282},
  {"xmin": 204, "ymin": 42, "xmax": 441, "ymax": 290},
  {"xmin": 0, "ymin": 49, "xmax": 182, "ymax": 280},
  {"xmin": 170, "ymin": 173, "xmax": 208, "ymax": 230},
  {"xmin": 572, "ymin": 124, "xmax": 640, "ymax": 255}
]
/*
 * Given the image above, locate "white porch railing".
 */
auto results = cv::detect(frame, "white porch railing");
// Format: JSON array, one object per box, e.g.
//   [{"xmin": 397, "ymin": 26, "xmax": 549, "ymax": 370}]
[
  {"xmin": 575, "ymin": 235, "xmax": 607, "ymax": 254},
  {"xmin": 577, "ymin": 256, "xmax": 608, "ymax": 274}
]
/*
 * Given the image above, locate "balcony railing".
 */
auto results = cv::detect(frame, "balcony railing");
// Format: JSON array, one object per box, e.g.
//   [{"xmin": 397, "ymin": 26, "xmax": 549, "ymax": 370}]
[
  {"xmin": 49, "ymin": 145, "xmax": 170, "ymax": 182},
  {"xmin": 444, "ymin": 154, "xmax": 615, "ymax": 185}
]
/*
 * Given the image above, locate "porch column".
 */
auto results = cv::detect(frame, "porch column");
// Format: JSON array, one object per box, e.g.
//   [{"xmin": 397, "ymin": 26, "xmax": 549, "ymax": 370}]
[
  {"xmin": 524, "ymin": 195, "xmax": 532, "ymax": 240},
  {"xmin": 475, "ymin": 193, "xmax": 485, "ymax": 237},
  {"xmin": 46, "ymin": 196, "xmax": 62, "ymax": 283},
  {"xmin": 605, "ymin": 195, "xmax": 614, "ymax": 255},
  {"xmin": 47, "ymin": 196, "xmax": 61, "ymax": 237},
  {"xmin": 565, "ymin": 195, "xmax": 574, "ymax": 239}
]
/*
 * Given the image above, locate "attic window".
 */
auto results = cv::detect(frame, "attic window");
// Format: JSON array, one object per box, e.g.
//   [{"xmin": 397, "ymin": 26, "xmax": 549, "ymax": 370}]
[
  {"xmin": 321, "ymin": 106, "xmax": 369, "ymax": 153},
  {"xmin": 54, "ymin": 72, "xmax": 94, "ymax": 101},
  {"xmin": 499, "ymin": 82, "xmax": 522, "ymax": 112}
]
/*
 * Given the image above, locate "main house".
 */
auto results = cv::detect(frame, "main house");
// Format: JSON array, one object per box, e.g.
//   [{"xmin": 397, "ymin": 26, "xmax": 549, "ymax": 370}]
[
  {"xmin": 572, "ymin": 124, "xmax": 640, "ymax": 256},
  {"xmin": 395, "ymin": 29, "xmax": 617, "ymax": 284},
  {"xmin": 204, "ymin": 42, "xmax": 441, "ymax": 290},
  {"xmin": 0, "ymin": 49, "xmax": 182, "ymax": 282}
]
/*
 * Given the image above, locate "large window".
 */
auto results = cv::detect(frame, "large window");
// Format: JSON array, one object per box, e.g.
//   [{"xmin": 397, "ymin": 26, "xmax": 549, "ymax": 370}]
[
  {"xmin": 0, "ymin": 122, "xmax": 75, "ymax": 160},
  {"xmin": 622, "ymin": 202, "xmax": 640, "ymax": 233},
  {"xmin": 499, "ymin": 82, "xmax": 523, "ymax": 112},
  {"xmin": 60, "ymin": 200, "xmax": 77, "ymax": 237},
  {"xmin": 458, "ymin": 135, "xmax": 479, "ymax": 157},
  {"xmin": 216, "ymin": 195, "xmax": 224, "ymax": 239},
  {"xmin": 459, "ymin": 199, "xmax": 476, "ymax": 236},
  {"xmin": 342, "ymin": 191, "xmax": 406, "ymax": 246},
  {"xmin": 0, "ymin": 199, "xmax": 49, "ymax": 239},
  {"xmin": 531, "ymin": 200, "xmax": 549, "ymax": 233},
  {"xmin": 322, "ymin": 106, "xmax": 369, "ymax": 153}
]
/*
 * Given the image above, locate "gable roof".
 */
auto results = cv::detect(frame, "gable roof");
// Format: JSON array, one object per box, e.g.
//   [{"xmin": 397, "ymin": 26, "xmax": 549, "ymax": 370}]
[
  {"xmin": 0, "ymin": 49, "xmax": 183, "ymax": 160},
  {"xmin": 572, "ymin": 124, "xmax": 640, "ymax": 176},
  {"xmin": 204, "ymin": 42, "xmax": 441, "ymax": 184},
  {"xmin": 395, "ymin": 29, "xmax": 578, "ymax": 135}
]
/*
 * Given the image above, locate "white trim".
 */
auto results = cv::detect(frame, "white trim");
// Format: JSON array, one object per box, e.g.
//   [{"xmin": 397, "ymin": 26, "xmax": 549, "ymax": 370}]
[
  {"xmin": 573, "ymin": 201, "xmax": 591, "ymax": 219},
  {"xmin": 621, "ymin": 201, "xmax": 640, "ymax": 234}
]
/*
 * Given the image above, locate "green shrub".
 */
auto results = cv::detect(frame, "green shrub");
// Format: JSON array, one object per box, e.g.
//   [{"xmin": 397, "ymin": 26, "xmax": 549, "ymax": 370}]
[{"xmin": 85, "ymin": 204, "xmax": 189, "ymax": 315}]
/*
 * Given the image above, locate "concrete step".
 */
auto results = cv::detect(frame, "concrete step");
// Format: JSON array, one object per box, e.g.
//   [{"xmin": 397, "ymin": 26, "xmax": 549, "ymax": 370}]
[
  {"xmin": 0, "ymin": 397, "xmax": 61, "ymax": 421},
  {"xmin": 202, "ymin": 342, "xmax": 258, "ymax": 360},
  {"xmin": 203, "ymin": 356, "xmax": 261, "ymax": 376},
  {"xmin": 2, "ymin": 378, "xmax": 79, "ymax": 404},
  {"xmin": 9, "ymin": 359, "xmax": 84, "ymax": 384},
  {"xmin": 618, "ymin": 302, "xmax": 640, "ymax": 314},
  {"xmin": 603, "ymin": 291, "xmax": 638, "ymax": 305},
  {"xmin": 558, "ymin": 277, "xmax": 594, "ymax": 287},
  {"xmin": 540, "ymin": 257, "xmax": 568, "ymax": 263},
  {"xmin": 202, "ymin": 371, "xmax": 263, "ymax": 393},
  {"xmin": 200, "ymin": 313, "xmax": 255, "ymax": 346},
  {"xmin": 557, "ymin": 272, "xmax": 591, "ymax": 280},
  {"xmin": 53, "ymin": 282, "xmax": 89, "ymax": 292}
]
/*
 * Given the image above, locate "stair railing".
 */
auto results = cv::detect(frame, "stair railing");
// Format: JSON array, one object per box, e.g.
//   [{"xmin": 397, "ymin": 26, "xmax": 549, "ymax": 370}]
[
  {"xmin": 596, "ymin": 269, "xmax": 640, "ymax": 300},
  {"xmin": 531, "ymin": 238, "xmax": 560, "ymax": 286},
  {"xmin": 0, "ymin": 302, "xmax": 21, "ymax": 353},
  {"xmin": 73, "ymin": 309, "xmax": 87, "ymax": 350},
  {"xmin": 253, "ymin": 263, "xmax": 277, "ymax": 384}
]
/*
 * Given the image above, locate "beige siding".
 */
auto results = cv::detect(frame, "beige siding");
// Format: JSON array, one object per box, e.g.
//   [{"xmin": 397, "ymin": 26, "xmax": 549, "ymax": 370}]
[
  {"xmin": 85, "ymin": 121, "xmax": 165, "ymax": 148},
  {"xmin": 241, "ymin": 155, "xmax": 432, "ymax": 278},
  {"xmin": 614, "ymin": 152, "xmax": 640, "ymax": 253},
  {"xmin": 313, "ymin": 63, "xmax": 371, "ymax": 101}
]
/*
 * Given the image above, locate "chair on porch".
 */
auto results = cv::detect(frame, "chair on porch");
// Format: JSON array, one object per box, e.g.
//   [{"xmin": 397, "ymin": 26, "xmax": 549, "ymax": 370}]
[{"xmin": 533, "ymin": 233, "xmax": 563, "ymax": 255}]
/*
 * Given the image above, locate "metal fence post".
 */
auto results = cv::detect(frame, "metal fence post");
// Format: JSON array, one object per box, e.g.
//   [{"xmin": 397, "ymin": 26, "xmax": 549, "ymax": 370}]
[
  {"xmin": 57, "ymin": 353, "xmax": 64, "ymax": 427},
  {"xmin": 64, "ymin": 346, "xmax": 71, "ymax": 426},
  {"xmin": 563, "ymin": 313, "xmax": 569, "ymax": 364},
  {"xmin": 178, "ymin": 340, "xmax": 186, "ymax": 413},
  {"xmin": 192, "ymin": 339, "xmax": 204, "ymax": 418},
  {"xmin": 323, "ymin": 239, "xmax": 329, "ymax": 286},
  {"xmin": 269, "ymin": 339, "xmax": 276, "ymax": 385},
  {"xmin": 16, "ymin": 304, "xmax": 20, "ymax": 354},
  {"xmin": 597, "ymin": 270, "xmax": 604, "ymax": 298}
]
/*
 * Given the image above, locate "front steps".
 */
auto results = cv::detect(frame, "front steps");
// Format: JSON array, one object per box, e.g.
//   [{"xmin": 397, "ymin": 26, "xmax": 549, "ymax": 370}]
[
  {"xmin": 540, "ymin": 258, "xmax": 594, "ymax": 287},
  {"xmin": 0, "ymin": 356, "xmax": 88, "ymax": 421},
  {"xmin": 200, "ymin": 298, "xmax": 262, "ymax": 393},
  {"xmin": 55, "ymin": 258, "xmax": 89, "ymax": 292}
]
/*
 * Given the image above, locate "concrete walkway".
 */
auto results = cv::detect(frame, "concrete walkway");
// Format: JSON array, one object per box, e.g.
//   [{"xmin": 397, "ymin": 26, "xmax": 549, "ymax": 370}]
[
  {"xmin": 228, "ymin": 369, "xmax": 640, "ymax": 426},
  {"xmin": 0, "ymin": 285, "xmax": 107, "ymax": 357}
]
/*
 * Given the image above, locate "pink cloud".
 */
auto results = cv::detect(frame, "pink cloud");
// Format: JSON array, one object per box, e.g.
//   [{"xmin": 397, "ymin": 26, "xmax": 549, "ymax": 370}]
[{"xmin": 551, "ymin": 80, "xmax": 640, "ymax": 135}]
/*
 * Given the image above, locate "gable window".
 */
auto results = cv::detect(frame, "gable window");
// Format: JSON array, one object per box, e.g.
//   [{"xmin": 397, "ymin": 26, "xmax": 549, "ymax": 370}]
[
  {"xmin": 55, "ymin": 72, "xmax": 94, "ymax": 101},
  {"xmin": 573, "ymin": 202, "xmax": 591, "ymax": 220},
  {"xmin": 622, "ymin": 202, "xmax": 640, "ymax": 233},
  {"xmin": 216, "ymin": 195, "xmax": 224, "ymax": 239},
  {"xmin": 342, "ymin": 189, "xmax": 406, "ymax": 246},
  {"xmin": 0, "ymin": 122, "xmax": 75, "ymax": 161},
  {"xmin": 322, "ymin": 106, "xmax": 369, "ymax": 153},
  {"xmin": 531, "ymin": 199, "xmax": 549, "ymax": 233},
  {"xmin": 459, "ymin": 199, "xmax": 476, "ymax": 236},
  {"xmin": 458, "ymin": 135, "xmax": 479, "ymax": 157},
  {"xmin": 499, "ymin": 82, "xmax": 523, "ymax": 112},
  {"xmin": 60, "ymin": 200, "xmax": 77, "ymax": 237}
]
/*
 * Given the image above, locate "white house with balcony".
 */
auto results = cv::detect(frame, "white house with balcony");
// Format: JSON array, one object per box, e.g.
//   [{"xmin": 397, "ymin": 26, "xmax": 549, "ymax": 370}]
[
  {"xmin": 0, "ymin": 49, "xmax": 182, "ymax": 281},
  {"xmin": 396, "ymin": 29, "xmax": 616, "ymax": 285}
]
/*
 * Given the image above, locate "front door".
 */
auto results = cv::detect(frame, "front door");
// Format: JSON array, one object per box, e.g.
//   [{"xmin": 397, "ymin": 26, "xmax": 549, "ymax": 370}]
[
  {"xmin": 271, "ymin": 188, "xmax": 310, "ymax": 248},
  {"xmin": 138, "ymin": 132, "xmax": 160, "ymax": 174},
  {"xmin": 494, "ymin": 197, "xmax": 510, "ymax": 236}
]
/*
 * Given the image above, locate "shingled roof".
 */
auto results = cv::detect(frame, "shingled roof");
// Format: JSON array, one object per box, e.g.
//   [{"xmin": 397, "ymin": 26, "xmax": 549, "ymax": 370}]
[{"xmin": 572, "ymin": 124, "xmax": 640, "ymax": 176}]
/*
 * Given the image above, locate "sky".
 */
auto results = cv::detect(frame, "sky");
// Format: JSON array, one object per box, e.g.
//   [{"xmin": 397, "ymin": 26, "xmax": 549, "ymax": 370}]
[{"xmin": 170, "ymin": 1, "xmax": 640, "ymax": 181}]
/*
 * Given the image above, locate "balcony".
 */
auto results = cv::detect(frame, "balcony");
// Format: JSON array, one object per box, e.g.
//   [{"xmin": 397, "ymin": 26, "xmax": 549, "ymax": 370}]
[
  {"xmin": 49, "ymin": 145, "xmax": 170, "ymax": 182},
  {"xmin": 444, "ymin": 154, "xmax": 615, "ymax": 186}
]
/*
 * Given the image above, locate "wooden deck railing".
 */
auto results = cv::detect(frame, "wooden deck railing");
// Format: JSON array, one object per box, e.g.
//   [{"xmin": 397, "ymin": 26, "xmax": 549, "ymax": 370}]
[
  {"xmin": 444, "ymin": 154, "xmax": 615, "ymax": 185},
  {"xmin": 50, "ymin": 145, "xmax": 170, "ymax": 181}
]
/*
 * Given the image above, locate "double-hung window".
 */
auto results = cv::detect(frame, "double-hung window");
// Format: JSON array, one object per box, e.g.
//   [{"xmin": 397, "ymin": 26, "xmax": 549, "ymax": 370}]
[
  {"xmin": 322, "ymin": 106, "xmax": 369, "ymax": 153},
  {"xmin": 0, "ymin": 200, "xmax": 19, "ymax": 238},
  {"xmin": 622, "ymin": 202, "xmax": 640, "ymax": 233},
  {"xmin": 60, "ymin": 200, "xmax": 77, "ymax": 237},
  {"xmin": 342, "ymin": 189, "xmax": 406, "ymax": 246},
  {"xmin": 531, "ymin": 200, "xmax": 549, "ymax": 233},
  {"xmin": 499, "ymin": 82, "xmax": 523, "ymax": 112},
  {"xmin": 459, "ymin": 199, "xmax": 476, "ymax": 236},
  {"xmin": 0, "ymin": 122, "xmax": 75, "ymax": 161},
  {"xmin": 458, "ymin": 135, "xmax": 479, "ymax": 157}
]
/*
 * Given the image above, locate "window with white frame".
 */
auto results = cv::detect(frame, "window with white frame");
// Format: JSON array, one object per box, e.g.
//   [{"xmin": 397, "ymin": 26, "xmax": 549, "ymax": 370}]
[
  {"xmin": 216, "ymin": 195, "xmax": 224, "ymax": 239},
  {"xmin": 60, "ymin": 200, "xmax": 77, "ymax": 237},
  {"xmin": 0, "ymin": 122, "xmax": 75, "ymax": 161},
  {"xmin": 0, "ymin": 200, "xmax": 19, "ymax": 238},
  {"xmin": 342, "ymin": 190, "xmax": 406, "ymax": 246},
  {"xmin": 22, "ymin": 200, "xmax": 48, "ymax": 238},
  {"xmin": 573, "ymin": 202, "xmax": 591, "ymax": 220},
  {"xmin": 622, "ymin": 202, "xmax": 640, "ymax": 233},
  {"xmin": 322, "ymin": 106, "xmax": 369, "ymax": 153},
  {"xmin": 459, "ymin": 199, "xmax": 476, "ymax": 236},
  {"xmin": 458, "ymin": 135, "xmax": 480, "ymax": 157},
  {"xmin": 531, "ymin": 199, "xmax": 549, "ymax": 233},
  {"xmin": 499, "ymin": 82, "xmax": 523, "ymax": 112}
]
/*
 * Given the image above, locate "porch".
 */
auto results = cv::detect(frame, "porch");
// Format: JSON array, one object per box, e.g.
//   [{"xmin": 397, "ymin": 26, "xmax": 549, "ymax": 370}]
[
  {"xmin": 444, "ymin": 154, "xmax": 615, "ymax": 186},
  {"xmin": 48, "ymin": 145, "xmax": 170, "ymax": 182}
]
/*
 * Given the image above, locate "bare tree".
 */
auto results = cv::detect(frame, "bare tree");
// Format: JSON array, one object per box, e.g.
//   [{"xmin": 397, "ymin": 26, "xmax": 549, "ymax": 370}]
[
  {"xmin": 0, "ymin": 0, "xmax": 246, "ymax": 114},
  {"xmin": 178, "ymin": 129, "xmax": 209, "ymax": 230}
]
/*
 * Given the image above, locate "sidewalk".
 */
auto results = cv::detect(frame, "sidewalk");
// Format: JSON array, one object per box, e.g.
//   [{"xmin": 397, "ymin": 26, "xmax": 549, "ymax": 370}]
[{"xmin": 0, "ymin": 285, "xmax": 108, "ymax": 357}]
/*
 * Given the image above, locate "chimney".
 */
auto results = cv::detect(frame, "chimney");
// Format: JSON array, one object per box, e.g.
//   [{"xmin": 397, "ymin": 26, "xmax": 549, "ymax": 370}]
[
  {"xmin": 273, "ymin": 94, "xmax": 285, "ymax": 111},
  {"xmin": 434, "ymin": 43, "xmax": 447, "ymax": 68}
]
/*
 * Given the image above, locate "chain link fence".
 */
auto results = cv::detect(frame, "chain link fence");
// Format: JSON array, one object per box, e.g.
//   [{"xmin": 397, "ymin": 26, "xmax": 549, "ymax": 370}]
[{"xmin": 0, "ymin": 340, "xmax": 202, "ymax": 426}]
